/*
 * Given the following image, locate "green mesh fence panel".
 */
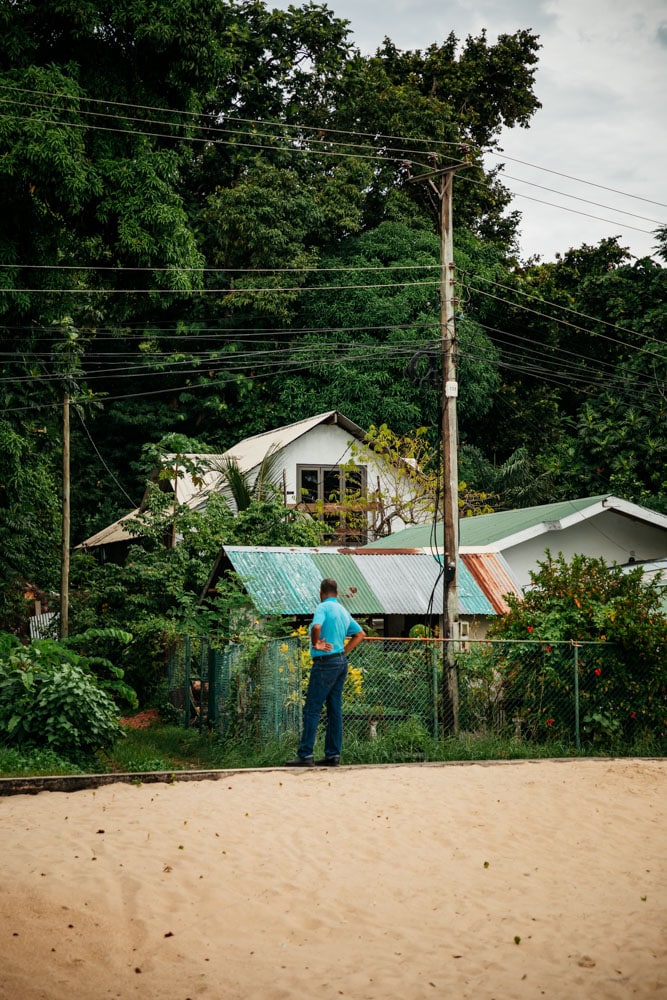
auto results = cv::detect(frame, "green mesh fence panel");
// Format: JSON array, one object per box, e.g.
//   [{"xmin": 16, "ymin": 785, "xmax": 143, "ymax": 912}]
[
  {"xmin": 168, "ymin": 635, "xmax": 663, "ymax": 754},
  {"xmin": 456, "ymin": 640, "xmax": 620, "ymax": 747},
  {"xmin": 342, "ymin": 638, "xmax": 441, "ymax": 740}
]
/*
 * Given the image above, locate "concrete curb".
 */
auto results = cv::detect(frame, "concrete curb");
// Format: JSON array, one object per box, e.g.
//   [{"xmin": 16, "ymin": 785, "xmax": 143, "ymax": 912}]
[
  {"xmin": 1, "ymin": 755, "xmax": 653, "ymax": 796},
  {"xmin": 0, "ymin": 768, "xmax": 262, "ymax": 796}
]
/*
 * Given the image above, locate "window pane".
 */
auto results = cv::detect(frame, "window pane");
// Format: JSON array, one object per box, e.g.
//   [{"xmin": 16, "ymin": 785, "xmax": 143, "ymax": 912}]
[
  {"xmin": 344, "ymin": 468, "xmax": 363, "ymax": 496},
  {"xmin": 323, "ymin": 469, "xmax": 341, "ymax": 503},
  {"xmin": 299, "ymin": 468, "xmax": 319, "ymax": 503}
]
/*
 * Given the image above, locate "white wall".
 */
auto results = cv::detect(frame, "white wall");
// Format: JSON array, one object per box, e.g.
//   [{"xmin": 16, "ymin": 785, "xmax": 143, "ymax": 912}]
[
  {"xmin": 501, "ymin": 511, "xmax": 667, "ymax": 589},
  {"xmin": 270, "ymin": 425, "xmax": 423, "ymax": 536}
]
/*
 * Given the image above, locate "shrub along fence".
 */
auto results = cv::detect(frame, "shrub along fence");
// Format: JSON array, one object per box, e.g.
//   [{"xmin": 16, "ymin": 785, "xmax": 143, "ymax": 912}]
[{"xmin": 167, "ymin": 636, "xmax": 661, "ymax": 754}]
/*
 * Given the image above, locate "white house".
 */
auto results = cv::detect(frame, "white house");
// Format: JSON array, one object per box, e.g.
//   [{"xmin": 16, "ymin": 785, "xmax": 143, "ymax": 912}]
[
  {"xmin": 80, "ymin": 411, "xmax": 428, "ymax": 558},
  {"xmin": 364, "ymin": 495, "xmax": 667, "ymax": 591}
]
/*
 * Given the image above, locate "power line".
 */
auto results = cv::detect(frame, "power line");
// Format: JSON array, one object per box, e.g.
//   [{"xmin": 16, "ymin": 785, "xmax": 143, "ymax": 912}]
[
  {"xmin": 459, "ymin": 281, "xmax": 667, "ymax": 363},
  {"xmin": 3, "ymin": 80, "xmax": 664, "ymax": 213},
  {"xmin": 3, "ymin": 320, "xmax": 664, "ymax": 421},
  {"xmin": 0, "ymin": 262, "xmax": 439, "ymax": 274},
  {"xmin": 486, "ymin": 149, "xmax": 667, "ymax": 210},
  {"xmin": 2, "ymin": 83, "xmax": 665, "ymax": 232},
  {"xmin": 456, "ymin": 266, "xmax": 658, "ymax": 345},
  {"xmin": 0, "ymin": 277, "xmax": 439, "ymax": 294},
  {"xmin": 495, "ymin": 172, "xmax": 663, "ymax": 226},
  {"xmin": 74, "ymin": 408, "xmax": 140, "ymax": 507}
]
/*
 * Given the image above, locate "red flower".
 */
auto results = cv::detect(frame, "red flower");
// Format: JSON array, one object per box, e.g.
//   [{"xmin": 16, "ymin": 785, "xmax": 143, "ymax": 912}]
[
  {"xmin": 546, "ymin": 718, "xmax": 555, "ymax": 726},
  {"xmin": 630, "ymin": 712, "xmax": 637, "ymax": 719},
  {"xmin": 545, "ymin": 645, "xmax": 552, "ymax": 653},
  {"xmin": 527, "ymin": 626, "xmax": 534, "ymax": 633},
  {"xmin": 594, "ymin": 668, "xmax": 602, "ymax": 676}
]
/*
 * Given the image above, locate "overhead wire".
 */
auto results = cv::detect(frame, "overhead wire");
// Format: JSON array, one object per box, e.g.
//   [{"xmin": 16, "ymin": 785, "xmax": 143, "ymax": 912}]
[
  {"xmin": 3, "ymin": 314, "xmax": 665, "ymax": 422},
  {"xmin": 74, "ymin": 408, "xmax": 140, "ymax": 508},
  {"xmin": 0, "ymin": 81, "xmax": 664, "ymax": 231},
  {"xmin": 3, "ymin": 80, "xmax": 665, "ymax": 213},
  {"xmin": 1, "ymin": 83, "xmax": 665, "ymax": 420}
]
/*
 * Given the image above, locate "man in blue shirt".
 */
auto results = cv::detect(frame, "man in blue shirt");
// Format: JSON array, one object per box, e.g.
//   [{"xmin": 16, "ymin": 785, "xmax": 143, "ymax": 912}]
[{"xmin": 286, "ymin": 578, "xmax": 365, "ymax": 767}]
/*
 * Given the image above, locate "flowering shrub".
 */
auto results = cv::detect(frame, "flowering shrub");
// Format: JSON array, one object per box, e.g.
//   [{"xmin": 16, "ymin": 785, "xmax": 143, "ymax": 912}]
[{"xmin": 487, "ymin": 551, "xmax": 667, "ymax": 744}]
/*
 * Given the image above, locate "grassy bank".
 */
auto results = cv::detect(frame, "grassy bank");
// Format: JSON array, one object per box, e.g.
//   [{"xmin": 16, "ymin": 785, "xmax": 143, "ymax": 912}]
[{"xmin": 2, "ymin": 715, "xmax": 665, "ymax": 779}]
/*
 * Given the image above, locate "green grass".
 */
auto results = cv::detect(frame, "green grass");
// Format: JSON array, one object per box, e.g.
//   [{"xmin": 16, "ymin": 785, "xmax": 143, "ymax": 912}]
[
  {"xmin": 0, "ymin": 745, "xmax": 87, "ymax": 777},
  {"xmin": 2, "ymin": 721, "xmax": 664, "ymax": 779}
]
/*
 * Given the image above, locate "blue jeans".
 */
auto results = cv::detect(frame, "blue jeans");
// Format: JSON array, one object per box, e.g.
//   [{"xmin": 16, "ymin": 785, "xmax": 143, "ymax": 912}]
[{"xmin": 298, "ymin": 654, "xmax": 348, "ymax": 759}]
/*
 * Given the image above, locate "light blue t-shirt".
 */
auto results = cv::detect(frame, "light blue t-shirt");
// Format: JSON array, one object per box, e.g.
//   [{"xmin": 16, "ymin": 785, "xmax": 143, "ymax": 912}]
[{"xmin": 310, "ymin": 597, "xmax": 362, "ymax": 658}]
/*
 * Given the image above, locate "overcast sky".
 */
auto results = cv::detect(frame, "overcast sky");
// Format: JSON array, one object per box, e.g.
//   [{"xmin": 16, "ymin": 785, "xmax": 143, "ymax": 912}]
[{"xmin": 272, "ymin": 0, "xmax": 667, "ymax": 263}]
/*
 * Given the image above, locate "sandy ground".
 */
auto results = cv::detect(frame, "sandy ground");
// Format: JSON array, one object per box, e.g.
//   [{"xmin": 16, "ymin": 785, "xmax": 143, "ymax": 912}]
[{"xmin": 1, "ymin": 758, "xmax": 665, "ymax": 1000}]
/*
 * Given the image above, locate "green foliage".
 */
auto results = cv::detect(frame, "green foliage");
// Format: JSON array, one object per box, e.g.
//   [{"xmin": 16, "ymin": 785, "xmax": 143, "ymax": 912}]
[
  {"xmin": 69, "ymin": 486, "xmax": 324, "ymax": 702},
  {"xmin": 2, "ymin": 0, "xmax": 666, "ymax": 659},
  {"xmin": 0, "ymin": 419, "xmax": 62, "ymax": 597},
  {"xmin": 0, "ymin": 745, "xmax": 86, "ymax": 777},
  {"xmin": 273, "ymin": 221, "xmax": 501, "ymax": 435},
  {"xmin": 0, "ymin": 629, "xmax": 136, "ymax": 760},
  {"xmin": 488, "ymin": 552, "xmax": 667, "ymax": 743}
]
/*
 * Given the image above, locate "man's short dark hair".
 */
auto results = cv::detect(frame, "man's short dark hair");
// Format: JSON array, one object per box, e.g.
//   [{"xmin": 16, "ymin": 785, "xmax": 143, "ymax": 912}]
[{"xmin": 320, "ymin": 578, "xmax": 338, "ymax": 596}]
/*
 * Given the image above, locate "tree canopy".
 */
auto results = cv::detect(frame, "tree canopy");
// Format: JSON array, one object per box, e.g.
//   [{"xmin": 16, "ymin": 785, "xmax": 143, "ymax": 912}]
[{"xmin": 1, "ymin": 0, "xmax": 664, "ymax": 646}]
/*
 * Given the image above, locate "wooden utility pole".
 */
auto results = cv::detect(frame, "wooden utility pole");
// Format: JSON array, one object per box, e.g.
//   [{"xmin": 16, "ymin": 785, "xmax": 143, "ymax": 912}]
[
  {"xmin": 410, "ymin": 157, "xmax": 470, "ymax": 733},
  {"xmin": 60, "ymin": 391, "xmax": 70, "ymax": 638},
  {"xmin": 438, "ymin": 167, "xmax": 460, "ymax": 734},
  {"xmin": 55, "ymin": 316, "xmax": 81, "ymax": 640}
]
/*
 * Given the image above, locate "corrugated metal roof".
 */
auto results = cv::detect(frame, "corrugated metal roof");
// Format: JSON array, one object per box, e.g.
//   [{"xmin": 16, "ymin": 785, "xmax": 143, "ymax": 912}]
[
  {"xmin": 79, "ymin": 509, "xmax": 143, "ymax": 548},
  {"xmin": 461, "ymin": 551, "xmax": 522, "ymax": 614},
  {"xmin": 221, "ymin": 546, "xmax": 496, "ymax": 616},
  {"xmin": 459, "ymin": 497, "xmax": 609, "ymax": 546},
  {"xmin": 353, "ymin": 552, "xmax": 443, "ymax": 615},
  {"xmin": 311, "ymin": 553, "xmax": 384, "ymax": 614},
  {"xmin": 224, "ymin": 548, "xmax": 324, "ymax": 614},
  {"xmin": 363, "ymin": 497, "xmax": 610, "ymax": 549},
  {"xmin": 223, "ymin": 410, "xmax": 364, "ymax": 472}
]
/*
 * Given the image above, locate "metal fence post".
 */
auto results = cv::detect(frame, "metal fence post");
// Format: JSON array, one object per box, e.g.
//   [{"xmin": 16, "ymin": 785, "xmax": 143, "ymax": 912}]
[
  {"xmin": 431, "ymin": 643, "xmax": 439, "ymax": 741},
  {"xmin": 183, "ymin": 635, "xmax": 191, "ymax": 729},
  {"xmin": 573, "ymin": 642, "xmax": 581, "ymax": 752},
  {"xmin": 208, "ymin": 642, "xmax": 218, "ymax": 729}
]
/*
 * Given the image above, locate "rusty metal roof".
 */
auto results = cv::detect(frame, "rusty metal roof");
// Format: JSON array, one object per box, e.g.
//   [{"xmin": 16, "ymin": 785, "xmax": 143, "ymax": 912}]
[
  {"xmin": 221, "ymin": 546, "xmax": 498, "ymax": 616},
  {"xmin": 461, "ymin": 551, "xmax": 522, "ymax": 614}
]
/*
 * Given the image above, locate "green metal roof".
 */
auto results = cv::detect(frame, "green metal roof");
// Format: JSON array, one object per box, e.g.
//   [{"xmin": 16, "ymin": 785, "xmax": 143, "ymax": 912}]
[
  {"xmin": 364, "ymin": 497, "xmax": 609, "ymax": 550},
  {"xmin": 311, "ymin": 552, "xmax": 384, "ymax": 613},
  {"xmin": 221, "ymin": 546, "xmax": 496, "ymax": 616}
]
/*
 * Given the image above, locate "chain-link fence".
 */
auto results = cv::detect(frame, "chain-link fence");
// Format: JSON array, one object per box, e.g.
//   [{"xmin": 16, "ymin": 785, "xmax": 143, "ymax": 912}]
[{"xmin": 167, "ymin": 635, "xmax": 664, "ymax": 753}]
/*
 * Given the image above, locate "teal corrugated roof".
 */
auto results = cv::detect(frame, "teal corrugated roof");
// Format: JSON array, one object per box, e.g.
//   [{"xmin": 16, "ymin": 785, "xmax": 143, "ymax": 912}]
[
  {"xmin": 222, "ymin": 546, "xmax": 495, "ymax": 616},
  {"xmin": 446, "ymin": 556, "xmax": 495, "ymax": 615},
  {"xmin": 224, "ymin": 548, "xmax": 324, "ymax": 614},
  {"xmin": 363, "ymin": 497, "xmax": 608, "ymax": 550},
  {"xmin": 312, "ymin": 552, "xmax": 384, "ymax": 614}
]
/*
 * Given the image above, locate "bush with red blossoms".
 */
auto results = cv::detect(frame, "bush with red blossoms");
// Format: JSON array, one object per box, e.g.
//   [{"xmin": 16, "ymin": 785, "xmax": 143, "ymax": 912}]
[{"xmin": 486, "ymin": 550, "xmax": 667, "ymax": 745}]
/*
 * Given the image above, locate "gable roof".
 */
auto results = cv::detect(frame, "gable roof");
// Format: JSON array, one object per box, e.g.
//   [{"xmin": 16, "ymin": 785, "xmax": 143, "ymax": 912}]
[
  {"xmin": 80, "ymin": 411, "xmax": 366, "ymax": 549},
  {"xmin": 203, "ymin": 546, "xmax": 521, "ymax": 617},
  {"xmin": 363, "ymin": 496, "xmax": 667, "ymax": 552},
  {"xmin": 222, "ymin": 410, "xmax": 365, "ymax": 472}
]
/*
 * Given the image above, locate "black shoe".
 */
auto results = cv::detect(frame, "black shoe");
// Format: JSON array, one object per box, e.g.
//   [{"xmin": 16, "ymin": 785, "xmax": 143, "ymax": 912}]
[
  {"xmin": 284, "ymin": 756, "xmax": 315, "ymax": 767},
  {"xmin": 315, "ymin": 756, "xmax": 340, "ymax": 766}
]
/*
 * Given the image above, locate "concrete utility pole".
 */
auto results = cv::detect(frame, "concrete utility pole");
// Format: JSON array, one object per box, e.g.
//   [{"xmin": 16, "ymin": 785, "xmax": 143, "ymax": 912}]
[{"xmin": 410, "ymin": 157, "xmax": 470, "ymax": 733}]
